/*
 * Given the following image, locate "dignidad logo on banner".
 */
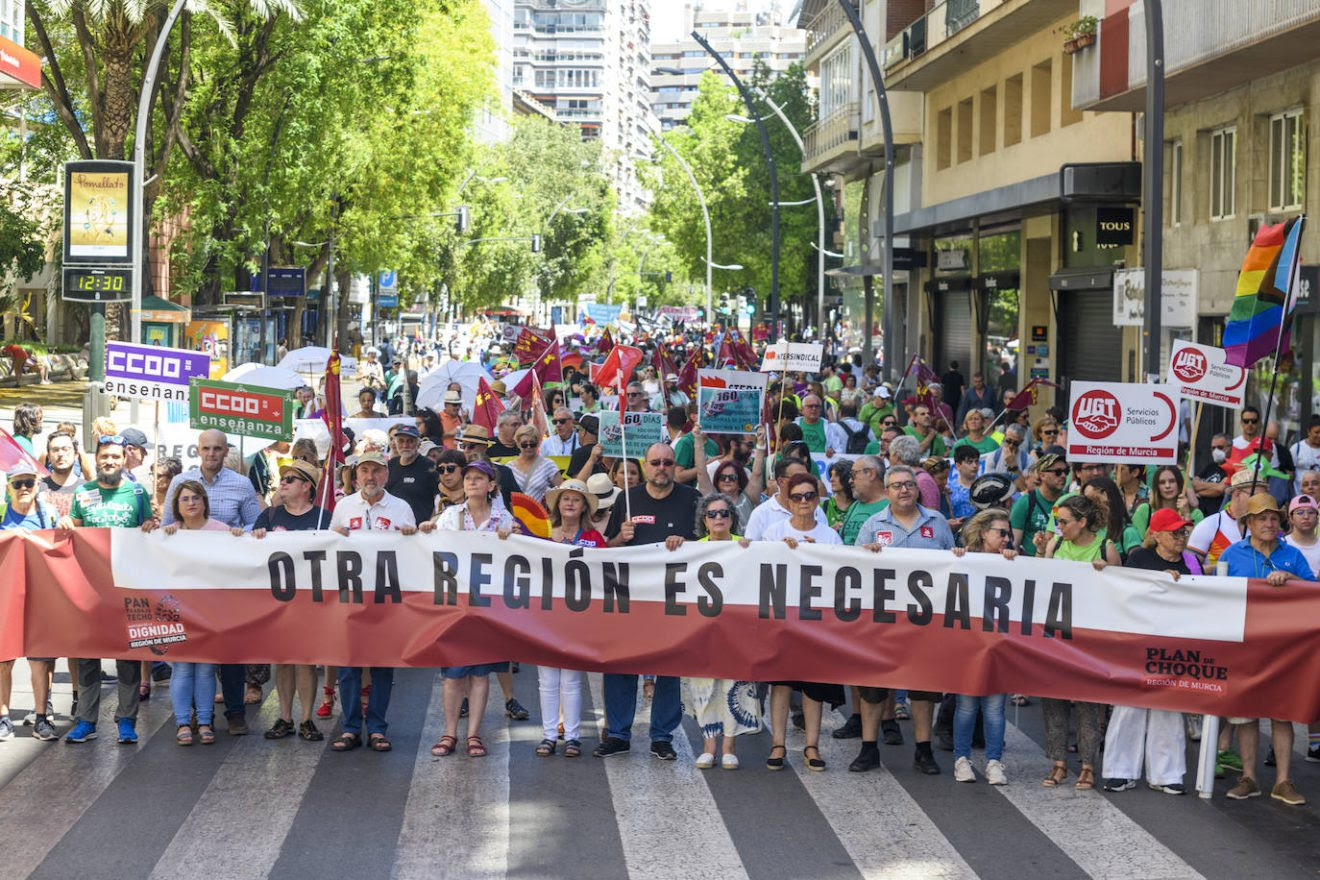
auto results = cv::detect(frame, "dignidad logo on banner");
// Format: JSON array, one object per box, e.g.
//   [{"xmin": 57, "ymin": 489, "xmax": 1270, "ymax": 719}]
[
  {"xmin": 697, "ymin": 368, "xmax": 766, "ymax": 435},
  {"xmin": 597, "ymin": 410, "xmax": 664, "ymax": 457},
  {"xmin": 103, "ymin": 341, "xmax": 211, "ymax": 403},
  {"xmin": 760, "ymin": 340, "xmax": 824, "ymax": 373},
  {"xmin": 1068, "ymin": 381, "xmax": 1178, "ymax": 465},
  {"xmin": 1167, "ymin": 339, "xmax": 1247, "ymax": 408},
  {"xmin": 189, "ymin": 377, "xmax": 295, "ymax": 442}
]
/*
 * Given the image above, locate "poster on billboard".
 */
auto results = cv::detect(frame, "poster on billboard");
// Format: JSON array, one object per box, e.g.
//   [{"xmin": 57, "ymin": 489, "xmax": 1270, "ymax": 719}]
[
  {"xmin": 63, "ymin": 160, "xmax": 133, "ymax": 263},
  {"xmin": 1167, "ymin": 340, "xmax": 1247, "ymax": 408},
  {"xmin": 1067, "ymin": 381, "xmax": 1179, "ymax": 465},
  {"xmin": 185, "ymin": 320, "xmax": 231, "ymax": 378},
  {"xmin": 697, "ymin": 369, "xmax": 766, "ymax": 435},
  {"xmin": 597, "ymin": 410, "xmax": 664, "ymax": 457}
]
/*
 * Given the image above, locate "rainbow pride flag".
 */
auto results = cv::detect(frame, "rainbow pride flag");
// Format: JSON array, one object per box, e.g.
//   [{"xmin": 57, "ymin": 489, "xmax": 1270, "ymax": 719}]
[{"xmin": 1223, "ymin": 215, "xmax": 1306, "ymax": 367}]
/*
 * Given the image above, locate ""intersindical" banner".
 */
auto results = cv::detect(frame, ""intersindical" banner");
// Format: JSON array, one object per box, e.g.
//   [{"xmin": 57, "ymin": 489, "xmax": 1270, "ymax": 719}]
[{"xmin": 5, "ymin": 530, "xmax": 1319, "ymax": 722}]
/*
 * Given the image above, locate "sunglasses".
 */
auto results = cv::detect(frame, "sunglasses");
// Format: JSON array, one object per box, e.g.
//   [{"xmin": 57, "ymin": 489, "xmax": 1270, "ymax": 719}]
[
  {"xmin": 627, "ymin": 392, "xmax": 645, "ymax": 398},
  {"xmin": 9, "ymin": 478, "xmax": 35, "ymax": 490},
  {"xmin": 789, "ymin": 491, "xmax": 818, "ymax": 502},
  {"xmin": 648, "ymin": 459, "xmax": 675, "ymax": 467},
  {"xmin": 988, "ymin": 527, "xmax": 1011, "ymax": 537},
  {"xmin": 1242, "ymin": 417, "xmax": 1259, "ymax": 425},
  {"xmin": 518, "ymin": 442, "xmax": 539, "ymax": 450},
  {"xmin": 1042, "ymin": 429, "xmax": 1058, "ymax": 435},
  {"xmin": 1042, "ymin": 468, "xmax": 1067, "ymax": 476},
  {"xmin": 437, "ymin": 464, "xmax": 460, "ymax": 474},
  {"xmin": 280, "ymin": 475, "xmax": 308, "ymax": 485},
  {"xmin": 98, "ymin": 434, "xmax": 126, "ymax": 448},
  {"xmin": 553, "ymin": 418, "xmax": 572, "ymax": 425},
  {"xmin": 717, "ymin": 472, "xmax": 739, "ymax": 482},
  {"xmin": 705, "ymin": 509, "xmax": 732, "ymax": 519}
]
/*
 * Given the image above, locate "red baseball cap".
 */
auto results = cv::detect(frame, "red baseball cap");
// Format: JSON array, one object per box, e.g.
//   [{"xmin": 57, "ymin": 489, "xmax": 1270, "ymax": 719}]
[{"xmin": 1148, "ymin": 507, "xmax": 1194, "ymax": 533}]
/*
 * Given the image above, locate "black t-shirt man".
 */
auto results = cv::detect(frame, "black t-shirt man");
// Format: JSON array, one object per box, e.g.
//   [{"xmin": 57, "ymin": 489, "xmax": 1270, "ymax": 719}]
[
  {"xmin": 1195, "ymin": 461, "xmax": 1229, "ymax": 516},
  {"xmin": 606, "ymin": 482, "xmax": 701, "ymax": 544},
  {"xmin": 1124, "ymin": 545, "xmax": 1194, "ymax": 575},
  {"xmin": 254, "ymin": 505, "xmax": 328, "ymax": 531},
  {"xmin": 388, "ymin": 455, "xmax": 438, "ymax": 523}
]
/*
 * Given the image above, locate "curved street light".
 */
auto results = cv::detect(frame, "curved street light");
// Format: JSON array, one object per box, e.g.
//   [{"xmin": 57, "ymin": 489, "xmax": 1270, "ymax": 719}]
[{"xmin": 704, "ymin": 259, "xmax": 744, "ymax": 271}]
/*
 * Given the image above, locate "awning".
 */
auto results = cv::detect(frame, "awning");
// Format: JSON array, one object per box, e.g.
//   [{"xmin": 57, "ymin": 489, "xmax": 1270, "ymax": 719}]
[
  {"xmin": 0, "ymin": 35, "xmax": 41, "ymax": 90},
  {"xmin": 483, "ymin": 307, "xmax": 527, "ymax": 317},
  {"xmin": 137, "ymin": 295, "xmax": 191, "ymax": 324}
]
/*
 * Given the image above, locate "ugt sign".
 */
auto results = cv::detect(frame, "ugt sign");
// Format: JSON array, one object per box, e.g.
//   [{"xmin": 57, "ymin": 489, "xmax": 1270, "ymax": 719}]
[
  {"xmin": 1167, "ymin": 339, "xmax": 1246, "ymax": 409},
  {"xmin": 189, "ymin": 377, "xmax": 294, "ymax": 442},
  {"xmin": 103, "ymin": 341, "xmax": 211, "ymax": 403},
  {"xmin": 1067, "ymin": 381, "xmax": 1178, "ymax": 465}
]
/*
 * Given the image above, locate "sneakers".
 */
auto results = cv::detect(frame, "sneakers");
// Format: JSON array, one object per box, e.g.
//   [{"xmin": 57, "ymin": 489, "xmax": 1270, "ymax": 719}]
[
  {"xmin": 65, "ymin": 720, "xmax": 97, "ymax": 743},
  {"xmin": 592, "ymin": 737, "xmax": 630, "ymax": 758},
  {"xmin": 1226, "ymin": 776, "xmax": 1262, "ymax": 800},
  {"xmin": 1149, "ymin": 782, "xmax": 1186, "ymax": 795},
  {"xmin": 881, "ymin": 719, "xmax": 904, "ymax": 746},
  {"xmin": 116, "ymin": 718, "xmax": 138, "ymax": 744},
  {"xmin": 1103, "ymin": 778, "xmax": 1138, "ymax": 792},
  {"xmin": 894, "ymin": 701, "xmax": 911, "ymax": 721},
  {"xmin": 264, "ymin": 718, "xmax": 296, "ymax": 740},
  {"xmin": 0, "ymin": 717, "xmax": 13, "ymax": 741},
  {"xmin": 1271, "ymin": 780, "xmax": 1306, "ymax": 806},
  {"xmin": 936, "ymin": 729, "xmax": 955, "ymax": 752},
  {"xmin": 1215, "ymin": 748, "xmax": 1243, "ymax": 777},
  {"xmin": 1184, "ymin": 713, "xmax": 1202, "ymax": 741},
  {"xmin": 1307, "ymin": 744, "xmax": 1320, "ymax": 763},
  {"xmin": 1264, "ymin": 746, "xmax": 1276, "ymax": 767},
  {"xmin": 650, "ymin": 740, "xmax": 677, "ymax": 761},
  {"xmin": 505, "ymin": 698, "xmax": 530, "ymax": 721},
  {"xmin": 832, "ymin": 714, "xmax": 863, "ymax": 739},
  {"xmin": 953, "ymin": 756, "xmax": 975, "ymax": 783},
  {"xmin": 985, "ymin": 760, "xmax": 1008, "ymax": 786},
  {"xmin": 848, "ymin": 747, "xmax": 881, "ymax": 773},
  {"xmin": 33, "ymin": 716, "xmax": 59, "ymax": 742},
  {"xmin": 914, "ymin": 747, "xmax": 941, "ymax": 775},
  {"xmin": 227, "ymin": 716, "xmax": 249, "ymax": 736}
]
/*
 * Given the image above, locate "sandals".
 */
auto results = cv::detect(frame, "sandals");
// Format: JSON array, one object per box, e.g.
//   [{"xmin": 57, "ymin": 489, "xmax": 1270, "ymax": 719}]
[
  {"xmin": 1075, "ymin": 766, "xmax": 1095, "ymax": 791},
  {"xmin": 432, "ymin": 735, "xmax": 458, "ymax": 757},
  {"xmin": 563, "ymin": 739, "xmax": 582, "ymax": 758},
  {"xmin": 467, "ymin": 735, "xmax": 487, "ymax": 758},
  {"xmin": 368, "ymin": 733, "xmax": 392, "ymax": 752},
  {"xmin": 176, "ymin": 725, "xmax": 193, "ymax": 746},
  {"xmin": 331, "ymin": 732, "xmax": 361, "ymax": 752},
  {"xmin": 766, "ymin": 744, "xmax": 787, "ymax": 771},
  {"xmin": 198, "ymin": 725, "xmax": 215, "ymax": 745},
  {"xmin": 804, "ymin": 745, "xmax": 826, "ymax": 772},
  {"xmin": 316, "ymin": 686, "xmax": 335, "ymax": 719},
  {"xmin": 1042, "ymin": 764, "xmax": 1068, "ymax": 787},
  {"xmin": 536, "ymin": 738, "xmax": 557, "ymax": 757},
  {"xmin": 139, "ymin": 683, "xmax": 152, "ymax": 701},
  {"xmin": 244, "ymin": 685, "xmax": 263, "ymax": 705}
]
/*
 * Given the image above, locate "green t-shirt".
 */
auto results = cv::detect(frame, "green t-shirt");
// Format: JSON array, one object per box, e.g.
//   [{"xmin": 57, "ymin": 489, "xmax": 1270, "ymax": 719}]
[
  {"xmin": 903, "ymin": 426, "xmax": 947, "ymax": 457},
  {"xmin": 1053, "ymin": 535, "xmax": 1109, "ymax": 563},
  {"xmin": 799, "ymin": 419, "xmax": 827, "ymax": 454},
  {"xmin": 1009, "ymin": 489, "xmax": 1057, "ymax": 557},
  {"xmin": 841, "ymin": 498, "xmax": 888, "ymax": 546},
  {"xmin": 673, "ymin": 432, "xmax": 720, "ymax": 486},
  {"xmin": 859, "ymin": 401, "xmax": 894, "ymax": 437},
  {"xmin": 69, "ymin": 480, "xmax": 152, "ymax": 528},
  {"xmin": 953, "ymin": 435, "xmax": 1000, "ymax": 455}
]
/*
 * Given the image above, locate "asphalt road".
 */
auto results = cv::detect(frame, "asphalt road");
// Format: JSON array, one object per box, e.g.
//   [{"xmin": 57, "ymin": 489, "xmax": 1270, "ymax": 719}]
[{"xmin": 2, "ymin": 662, "xmax": 1320, "ymax": 880}]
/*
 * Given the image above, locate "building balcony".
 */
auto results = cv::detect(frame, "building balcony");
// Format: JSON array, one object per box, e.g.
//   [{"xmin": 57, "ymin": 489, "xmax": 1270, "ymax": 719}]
[
  {"xmin": 802, "ymin": 102, "xmax": 863, "ymax": 175},
  {"xmin": 882, "ymin": 0, "xmax": 1075, "ymax": 91},
  {"xmin": 802, "ymin": 0, "xmax": 855, "ymax": 69},
  {"xmin": 1072, "ymin": 0, "xmax": 1320, "ymax": 112}
]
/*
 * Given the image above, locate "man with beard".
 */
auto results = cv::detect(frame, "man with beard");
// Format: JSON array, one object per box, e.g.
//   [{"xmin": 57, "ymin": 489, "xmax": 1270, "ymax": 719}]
[
  {"xmin": 58, "ymin": 435, "xmax": 154, "ymax": 745},
  {"xmin": 40, "ymin": 431, "xmax": 82, "ymax": 519}
]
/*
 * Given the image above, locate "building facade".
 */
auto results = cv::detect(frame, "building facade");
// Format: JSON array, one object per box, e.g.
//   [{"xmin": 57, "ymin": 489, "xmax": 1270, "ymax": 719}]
[
  {"xmin": 513, "ymin": 0, "xmax": 655, "ymax": 212},
  {"xmin": 476, "ymin": 0, "xmax": 517, "ymax": 144},
  {"xmin": 649, "ymin": 3, "xmax": 807, "ymax": 131}
]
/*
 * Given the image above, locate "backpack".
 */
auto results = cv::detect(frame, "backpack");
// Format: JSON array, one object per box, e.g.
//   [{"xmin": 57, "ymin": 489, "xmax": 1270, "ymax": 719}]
[{"xmin": 840, "ymin": 420, "xmax": 871, "ymax": 455}]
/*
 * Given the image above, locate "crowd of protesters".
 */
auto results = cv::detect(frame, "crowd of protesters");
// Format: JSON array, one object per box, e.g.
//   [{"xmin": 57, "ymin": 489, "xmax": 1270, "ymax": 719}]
[{"xmin": 2, "ymin": 326, "xmax": 1319, "ymax": 809}]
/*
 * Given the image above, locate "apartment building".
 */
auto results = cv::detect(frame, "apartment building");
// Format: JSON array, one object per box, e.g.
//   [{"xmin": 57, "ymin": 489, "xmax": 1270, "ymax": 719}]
[
  {"xmin": 650, "ymin": 3, "xmax": 807, "ymax": 131},
  {"xmin": 513, "ymin": 0, "xmax": 656, "ymax": 212},
  {"xmin": 800, "ymin": 0, "xmax": 1140, "ymax": 406},
  {"xmin": 1072, "ymin": 0, "xmax": 1320, "ymax": 436}
]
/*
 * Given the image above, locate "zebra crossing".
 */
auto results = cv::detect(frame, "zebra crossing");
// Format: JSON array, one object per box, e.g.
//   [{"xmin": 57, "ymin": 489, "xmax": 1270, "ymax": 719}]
[{"xmin": 2, "ymin": 663, "xmax": 1320, "ymax": 879}]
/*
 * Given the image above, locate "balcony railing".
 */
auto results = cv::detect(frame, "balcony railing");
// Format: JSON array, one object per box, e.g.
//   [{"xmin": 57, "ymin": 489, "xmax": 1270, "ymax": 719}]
[
  {"xmin": 804, "ymin": 1, "xmax": 855, "ymax": 56},
  {"xmin": 803, "ymin": 102, "xmax": 859, "ymax": 164}
]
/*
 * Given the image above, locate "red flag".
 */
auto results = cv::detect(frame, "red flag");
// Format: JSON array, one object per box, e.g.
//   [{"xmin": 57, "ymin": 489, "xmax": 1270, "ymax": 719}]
[
  {"xmin": 715, "ymin": 334, "xmax": 738, "ymax": 368},
  {"xmin": 511, "ymin": 341, "xmax": 563, "ymax": 405},
  {"xmin": 595, "ymin": 327, "xmax": 614, "ymax": 356},
  {"xmin": 653, "ymin": 346, "xmax": 679, "ymax": 385},
  {"xmin": 529, "ymin": 368, "xmax": 550, "ymax": 438},
  {"xmin": 0, "ymin": 425, "xmax": 47, "ymax": 477},
  {"xmin": 594, "ymin": 344, "xmax": 643, "ymax": 391},
  {"xmin": 1003, "ymin": 377, "xmax": 1059, "ymax": 412},
  {"xmin": 318, "ymin": 352, "xmax": 346, "ymax": 516},
  {"xmin": 728, "ymin": 329, "xmax": 757, "ymax": 370},
  {"xmin": 472, "ymin": 377, "xmax": 506, "ymax": 433},
  {"xmin": 513, "ymin": 327, "xmax": 553, "ymax": 366},
  {"xmin": 677, "ymin": 348, "xmax": 701, "ymax": 398}
]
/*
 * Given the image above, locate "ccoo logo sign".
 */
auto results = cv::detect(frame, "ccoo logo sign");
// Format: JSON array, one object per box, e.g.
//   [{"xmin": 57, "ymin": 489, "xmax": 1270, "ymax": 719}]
[
  {"xmin": 1072, "ymin": 390, "xmax": 1122, "ymax": 439},
  {"xmin": 104, "ymin": 341, "xmax": 211, "ymax": 386},
  {"xmin": 1170, "ymin": 349, "xmax": 1208, "ymax": 383}
]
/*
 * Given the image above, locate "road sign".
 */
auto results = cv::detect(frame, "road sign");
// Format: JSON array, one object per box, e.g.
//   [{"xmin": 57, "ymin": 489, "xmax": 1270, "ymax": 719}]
[
  {"xmin": 266, "ymin": 267, "xmax": 306, "ymax": 296},
  {"xmin": 104, "ymin": 341, "xmax": 211, "ymax": 403},
  {"xmin": 189, "ymin": 377, "xmax": 295, "ymax": 442},
  {"xmin": 379, "ymin": 270, "xmax": 397, "ymax": 292},
  {"xmin": 1067, "ymin": 381, "xmax": 1178, "ymax": 465}
]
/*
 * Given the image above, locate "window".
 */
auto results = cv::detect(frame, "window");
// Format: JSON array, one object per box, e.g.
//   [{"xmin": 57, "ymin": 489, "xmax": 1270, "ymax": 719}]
[
  {"xmin": 1168, "ymin": 139, "xmax": 1183, "ymax": 226},
  {"xmin": 1003, "ymin": 74, "xmax": 1023, "ymax": 146},
  {"xmin": 819, "ymin": 44, "xmax": 854, "ymax": 118},
  {"xmin": 1269, "ymin": 110, "xmax": 1305, "ymax": 211},
  {"xmin": 937, "ymin": 107, "xmax": 953, "ymax": 170},
  {"xmin": 957, "ymin": 98, "xmax": 973, "ymax": 164},
  {"xmin": 1030, "ymin": 60, "xmax": 1051, "ymax": 138},
  {"xmin": 1210, "ymin": 126, "xmax": 1236, "ymax": 220},
  {"xmin": 979, "ymin": 86, "xmax": 997, "ymax": 156}
]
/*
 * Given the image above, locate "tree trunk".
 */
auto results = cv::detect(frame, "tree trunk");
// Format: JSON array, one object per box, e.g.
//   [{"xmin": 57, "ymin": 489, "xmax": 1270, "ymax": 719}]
[{"xmin": 99, "ymin": 24, "xmax": 137, "ymax": 159}]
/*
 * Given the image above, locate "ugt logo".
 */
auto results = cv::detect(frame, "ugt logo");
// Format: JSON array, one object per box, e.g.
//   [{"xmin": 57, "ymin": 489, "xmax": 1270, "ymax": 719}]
[
  {"xmin": 1072, "ymin": 390, "xmax": 1122, "ymax": 439},
  {"xmin": 1171, "ymin": 349, "xmax": 1207, "ymax": 383}
]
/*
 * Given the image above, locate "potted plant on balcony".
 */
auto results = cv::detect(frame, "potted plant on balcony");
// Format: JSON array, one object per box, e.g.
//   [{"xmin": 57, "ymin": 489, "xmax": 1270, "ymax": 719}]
[{"xmin": 1063, "ymin": 16, "xmax": 1097, "ymax": 53}]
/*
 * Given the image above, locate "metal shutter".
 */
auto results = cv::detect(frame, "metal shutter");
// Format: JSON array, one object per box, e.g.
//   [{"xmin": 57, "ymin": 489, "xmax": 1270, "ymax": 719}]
[
  {"xmin": 1058, "ymin": 290, "xmax": 1123, "ymax": 386},
  {"xmin": 937, "ymin": 290, "xmax": 973, "ymax": 375}
]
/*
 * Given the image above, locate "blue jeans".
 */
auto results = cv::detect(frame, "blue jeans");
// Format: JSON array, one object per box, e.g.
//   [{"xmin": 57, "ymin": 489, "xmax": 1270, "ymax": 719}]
[
  {"xmin": 338, "ymin": 667, "xmax": 394, "ymax": 737},
  {"xmin": 954, "ymin": 693, "xmax": 1006, "ymax": 761},
  {"xmin": 169, "ymin": 662, "xmax": 217, "ymax": 726},
  {"xmin": 603, "ymin": 673, "xmax": 681, "ymax": 743}
]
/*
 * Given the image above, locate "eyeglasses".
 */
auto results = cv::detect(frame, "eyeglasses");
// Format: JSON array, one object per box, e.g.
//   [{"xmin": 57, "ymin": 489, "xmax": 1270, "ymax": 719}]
[
  {"xmin": 988, "ymin": 527, "xmax": 1011, "ymax": 537},
  {"xmin": 627, "ymin": 392, "xmax": 645, "ymax": 398},
  {"xmin": 280, "ymin": 475, "xmax": 308, "ymax": 485},
  {"xmin": 1003, "ymin": 438, "xmax": 1020, "ymax": 446},
  {"xmin": 704, "ymin": 509, "xmax": 732, "ymax": 519},
  {"xmin": 553, "ymin": 418, "xmax": 572, "ymax": 426},
  {"xmin": 648, "ymin": 458, "xmax": 676, "ymax": 468},
  {"xmin": 437, "ymin": 464, "xmax": 460, "ymax": 474},
  {"xmin": 789, "ymin": 491, "xmax": 818, "ymax": 502},
  {"xmin": 1042, "ymin": 468, "xmax": 1067, "ymax": 476},
  {"xmin": 518, "ymin": 442, "xmax": 539, "ymax": 450},
  {"xmin": 717, "ymin": 472, "xmax": 739, "ymax": 482},
  {"xmin": 9, "ymin": 478, "xmax": 34, "ymax": 490},
  {"xmin": 888, "ymin": 481, "xmax": 916, "ymax": 491}
]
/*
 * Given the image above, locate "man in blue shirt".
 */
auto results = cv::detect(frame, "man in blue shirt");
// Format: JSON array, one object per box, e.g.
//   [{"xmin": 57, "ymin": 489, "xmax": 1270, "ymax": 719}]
[
  {"xmin": 851, "ymin": 464, "xmax": 956, "ymax": 776},
  {"xmin": 1221, "ymin": 493, "xmax": 1315, "ymax": 806}
]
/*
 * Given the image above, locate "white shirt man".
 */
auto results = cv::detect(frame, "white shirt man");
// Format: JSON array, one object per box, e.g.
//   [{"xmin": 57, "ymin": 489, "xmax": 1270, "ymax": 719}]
[
  {"xmin": 331, "ymin": 453, "xmax": 417, "ymax": 533},
  {"xmin": 540, "ymin": 408, "xmax": 580, "ymax": 456},
  {"xmin": 1291, "ymin": 419, "xmax": 1320, "ymax": 495}
]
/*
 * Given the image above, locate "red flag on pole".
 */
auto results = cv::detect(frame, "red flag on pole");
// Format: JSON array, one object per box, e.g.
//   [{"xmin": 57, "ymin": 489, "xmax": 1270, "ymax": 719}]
[
  {"xmin": 595, "ymin": 327, "xmax": 614, "ymax": 356},
  {"xmin": 0, "ymin": 425, "xmax": 47, "ymax": 477},
  {"xmin": 653, "ymin": 346, "xmax": 679, "ymax": 385},
  {"xmin": 513, "ymin": 327, "xmax": 553, "ymax": 366},
  {"xmin": 529, "ymin": 368, "xmax": 550, "ymax": 438},
  {"xmin": 472, "ymin": 376, "xmax": 506, "ymax": 433},
  {"xmin": 317, "ymin": 352, "xmax": 346, "ymax": 520},
  {"xmin": 511, "ymin": 341, "xmax": 564, "ymax": 405},
  {"xmin": 677, "ymin": 348, "xmax": 702, "ymax": 398},
  {"xmin": 1004, "ymin": 377, "xmax": 1059, "ymax": 412},
  {"xmin": 594, "ymin": 344, "xmax": 643, "ymax": 391}
]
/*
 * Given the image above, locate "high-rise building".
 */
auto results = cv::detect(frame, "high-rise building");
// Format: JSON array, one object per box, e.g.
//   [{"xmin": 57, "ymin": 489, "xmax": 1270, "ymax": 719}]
[
  {"xmin": 513, "ymin": 0, "xmax": 656, "ymax": 213},
  {"xmin": 649, "ymin": 2, "xmax": 807, "ymax": 131},
  {"xmin": 476, "ymin": 0, "xmax": 516, "ymax": 143}
]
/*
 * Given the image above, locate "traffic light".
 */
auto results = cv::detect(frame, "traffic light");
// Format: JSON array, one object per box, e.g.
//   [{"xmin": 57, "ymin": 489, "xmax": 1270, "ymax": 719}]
[{"xmin": 456, "ymin": 205, "xmax": 471, "ymax": 234}]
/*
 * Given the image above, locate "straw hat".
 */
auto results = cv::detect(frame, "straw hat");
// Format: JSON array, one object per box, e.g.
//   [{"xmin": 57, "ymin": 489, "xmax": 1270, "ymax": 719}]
[{"xmin": 545, "ymin": 479, "xmax": 598, "ymax": 516}]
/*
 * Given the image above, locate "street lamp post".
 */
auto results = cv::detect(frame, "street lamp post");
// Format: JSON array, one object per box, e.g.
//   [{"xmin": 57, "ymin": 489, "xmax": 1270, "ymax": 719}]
[
  {"xmin": 651, "ymin": 132, "xmax": 713, "ymax": 323},
  {"xmin": 1143, "ymin": 0, "xmax": 1165, "ymax": 382},
  {"xmin": 691, "ymin": 31, "xmax": 780, "ymax": 329},
  {"xmin": 836, "ymin": 0, "xmax": 895, "ymax": 379}
]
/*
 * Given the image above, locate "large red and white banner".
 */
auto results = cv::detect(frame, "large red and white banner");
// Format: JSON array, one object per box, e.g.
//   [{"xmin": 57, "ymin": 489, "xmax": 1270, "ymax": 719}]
[{"xmin": 6, "ymin": 529, "xmax": 1320, "ymax": 722}]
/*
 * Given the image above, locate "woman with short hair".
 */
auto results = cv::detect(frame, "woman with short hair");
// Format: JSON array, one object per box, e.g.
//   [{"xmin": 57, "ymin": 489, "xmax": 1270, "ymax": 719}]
[{"xmin": 508, "ymin": 423, "xmax": 562, "ymax": 502}]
